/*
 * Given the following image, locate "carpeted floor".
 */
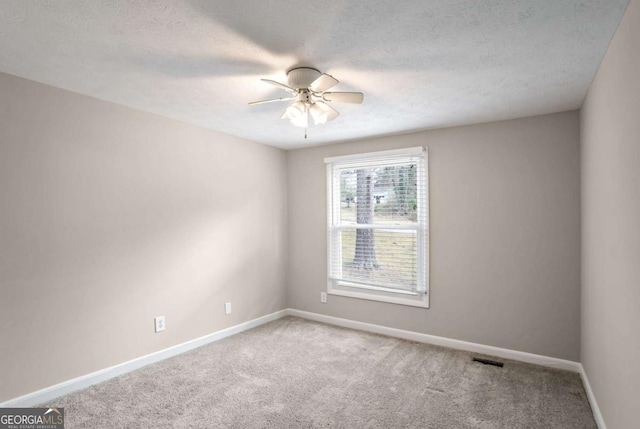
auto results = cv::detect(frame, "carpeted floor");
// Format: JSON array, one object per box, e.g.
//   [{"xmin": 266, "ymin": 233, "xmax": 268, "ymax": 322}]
[{"xmin": 49, "ymin": 317, "xmax": 596, "ymax": 428}]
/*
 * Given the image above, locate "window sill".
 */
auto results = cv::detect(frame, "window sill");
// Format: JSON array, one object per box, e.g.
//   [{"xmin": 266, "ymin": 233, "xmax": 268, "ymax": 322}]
[{"xmin": 328, "ymin": 281, "xmax": 429, "ymax": 308}]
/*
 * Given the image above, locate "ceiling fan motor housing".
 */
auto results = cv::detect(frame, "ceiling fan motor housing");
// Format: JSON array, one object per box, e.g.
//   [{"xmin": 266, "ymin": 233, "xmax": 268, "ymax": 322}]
[{"xmin": 287, "ymin": 67, "xmax": 321, "ymax": 89}]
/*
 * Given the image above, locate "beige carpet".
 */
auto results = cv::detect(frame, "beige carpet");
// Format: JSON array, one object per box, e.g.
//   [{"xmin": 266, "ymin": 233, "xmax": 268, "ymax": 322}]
[{"xmin": 49, "ymin": 317, "xmax": 595, "ymax": 428}]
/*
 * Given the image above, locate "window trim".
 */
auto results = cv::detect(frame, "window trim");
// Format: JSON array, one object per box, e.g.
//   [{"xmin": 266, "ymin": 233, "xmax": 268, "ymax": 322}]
[{"xmin": 325, "ymin": 147, "xmax": 430, "ymax": 308}]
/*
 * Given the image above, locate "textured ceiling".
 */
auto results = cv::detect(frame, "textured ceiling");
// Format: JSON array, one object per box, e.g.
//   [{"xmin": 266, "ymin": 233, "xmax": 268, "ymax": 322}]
[{"xmin": 0, "ymin": 0, "xmax": 629, "ymax": 149}]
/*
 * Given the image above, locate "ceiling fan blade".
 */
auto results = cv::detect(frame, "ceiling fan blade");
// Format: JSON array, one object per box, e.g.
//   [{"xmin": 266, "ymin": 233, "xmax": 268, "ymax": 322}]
[
  {"xmin": 322, "ymin": 92, "xmax": 364, "ymax": 104},
  {"xmin": 309, "ymin": 73, "xmax": 339, "ymax": 92},
  {"xmin": 248, "ymin": 96, "xmax": 296, "ymax": 106},
  {"xmin": 261, "ymin": 79, "xmax": 297, "ymax": 93}
]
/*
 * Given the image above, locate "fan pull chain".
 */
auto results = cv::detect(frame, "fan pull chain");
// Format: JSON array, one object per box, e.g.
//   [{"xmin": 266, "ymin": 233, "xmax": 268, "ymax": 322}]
[{"xmin": 304, "ymin": 128, "xmax": 307, "ymax": 139}]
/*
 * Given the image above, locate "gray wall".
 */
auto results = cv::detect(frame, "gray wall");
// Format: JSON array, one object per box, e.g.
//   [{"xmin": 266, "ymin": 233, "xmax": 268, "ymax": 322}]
[
  {"xmin": 580, "ymin": 0, "xmax": 640, "ymax": 427},
  {"xmin": 287, "ymin": 111, "xmax": 581, "ymax": 361},
  {"xmin": 0, "ymin": 72, "xmax": 288, "ymax": 402}
]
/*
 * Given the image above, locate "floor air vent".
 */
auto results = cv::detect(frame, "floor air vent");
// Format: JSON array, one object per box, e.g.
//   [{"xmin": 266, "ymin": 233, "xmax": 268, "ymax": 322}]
[{"xmin": 472, "ymin": 357, "xmax": 504, "ymax": 367}]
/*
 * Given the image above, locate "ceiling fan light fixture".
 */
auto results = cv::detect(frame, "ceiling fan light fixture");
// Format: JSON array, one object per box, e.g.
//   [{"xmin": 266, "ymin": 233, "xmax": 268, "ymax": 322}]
[
  {"xmin": 282, "ymin": 100, "xmax": 312, "ymax": 127},
  {"xmin": 312, "ymin": 101, "xmax": 340, "ymax": 123},
  {"xmin": 290, "ymin": 109, "xmax": 309, "ymax": 128},
  {"xmin": 282, "ymin": 101, "xmax": 305, "ymax": 120},
  {"xmin": 309, "ymin": 103, "xmax": 328, "ymax": 125}
]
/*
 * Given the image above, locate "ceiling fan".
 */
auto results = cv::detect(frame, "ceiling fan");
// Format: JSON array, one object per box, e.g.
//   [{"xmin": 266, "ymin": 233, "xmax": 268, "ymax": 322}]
[{"xmin": 249, "ymin": 67, "xmax": 364, "ymax": 135}]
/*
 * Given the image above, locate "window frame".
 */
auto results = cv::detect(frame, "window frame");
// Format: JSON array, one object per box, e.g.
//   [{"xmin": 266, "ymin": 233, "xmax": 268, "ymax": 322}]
[{"xmin": 325, "ymin": 147, "xmax": 430, "ymax": 308}]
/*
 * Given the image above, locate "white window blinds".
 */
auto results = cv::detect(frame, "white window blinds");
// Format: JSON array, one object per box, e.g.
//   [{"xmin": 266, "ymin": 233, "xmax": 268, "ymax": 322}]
[{"xmin": 326, "ymin": 147, "xmax": 429, "ymax": 296}]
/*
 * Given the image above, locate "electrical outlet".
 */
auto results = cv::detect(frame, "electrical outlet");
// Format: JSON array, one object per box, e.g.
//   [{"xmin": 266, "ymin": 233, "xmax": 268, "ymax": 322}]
[
  {"xmin": 320, "ymin": 292, "xmax": 327, "ymax": 303},
  {"xmin": 225, "ymin": 302, "xmax": 232, "ymax": 315},
  {"xmin": 154, "ymin": 316, "xmax": 165, "ymax": 333}
]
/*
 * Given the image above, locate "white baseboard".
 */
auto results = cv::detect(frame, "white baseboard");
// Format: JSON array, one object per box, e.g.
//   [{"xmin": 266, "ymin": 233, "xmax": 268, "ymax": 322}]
[
  {"xmin": 579, "ymin": 364, "xmax": 607, "ymax": 429},
  {"xmin": 0, "ymin": 309, "xmax": 288, "ymax": 407},
  {"xmin": 1, "ymin": 308, "xmax": 588, "ymax": 411},
  {"xmin": 287, "ymin": 309, "xmax": 581, "ymax": 373}
]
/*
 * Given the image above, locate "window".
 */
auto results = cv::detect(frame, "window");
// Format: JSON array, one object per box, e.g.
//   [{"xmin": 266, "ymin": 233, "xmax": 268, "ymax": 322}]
[{"xmin": 325, "ymin": 147, "xmax": 429, "ymax": 308}]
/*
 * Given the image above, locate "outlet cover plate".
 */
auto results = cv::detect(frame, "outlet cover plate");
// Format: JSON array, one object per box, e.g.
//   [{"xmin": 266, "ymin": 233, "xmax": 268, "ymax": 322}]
[
  {"xmin": 321, "ymin": 292, "xmax": 327, "ymax": 303},
  {"xmin": 154, "ymin": 316, "xmax": 165, "ymax": 333},
  {"xmin": 225, "ymin": 302, "xmax": 232, "ymax": 315}
]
